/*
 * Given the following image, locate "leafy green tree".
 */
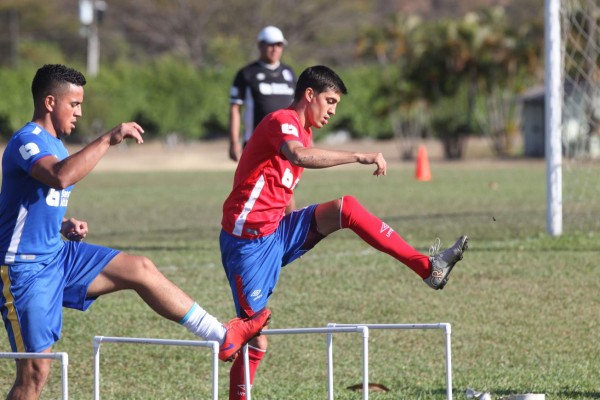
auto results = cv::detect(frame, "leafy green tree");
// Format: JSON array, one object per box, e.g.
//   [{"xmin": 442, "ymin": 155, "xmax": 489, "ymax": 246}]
[
  {"xmin": 359, "ymin": 7, "xmax": 543, "ymax": 159},
  {"xmin": 355, "ymin": 14, "xmax": 430, "ymax": 158},
  {"xmin": 0, "ymin": 66, "xmax": 36, "ymax": 140}
]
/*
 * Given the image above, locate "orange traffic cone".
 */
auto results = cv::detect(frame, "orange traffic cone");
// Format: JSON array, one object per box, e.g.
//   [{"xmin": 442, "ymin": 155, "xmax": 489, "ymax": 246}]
[{"xmin": 415, "ymin": 145, "xmax": 431, "ymax": 181}]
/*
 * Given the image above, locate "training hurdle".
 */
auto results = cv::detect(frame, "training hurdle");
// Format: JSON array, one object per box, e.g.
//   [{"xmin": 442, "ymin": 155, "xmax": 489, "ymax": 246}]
[
  {"xmin": 0, "ymin": 352, "xmax": 69, "ymax": 399},
  {"xmin": 242, "ymin": 326, "xmax": 370, "ymax": 400},
  {"xmin": 328, "ymin": 323, "xmax": 453, "ymax": 400},
  {"xmin": 92, "ymin": 336, "xmax": 219, "ymax": 400}
]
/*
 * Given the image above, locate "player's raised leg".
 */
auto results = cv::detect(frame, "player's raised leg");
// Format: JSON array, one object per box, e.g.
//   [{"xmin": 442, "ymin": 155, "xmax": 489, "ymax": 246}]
[
  {"xmin": 87, "ymin": 252, "xmax": 270, "ymax": 360},
  {"xmin": 313, "ymin": 195, "xmax": 468, "ymax": 288}
]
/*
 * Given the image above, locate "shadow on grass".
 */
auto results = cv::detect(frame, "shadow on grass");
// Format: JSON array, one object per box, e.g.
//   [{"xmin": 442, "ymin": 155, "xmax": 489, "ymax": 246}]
[
  {"xmin": 483, "ymin": 388, "xmax": 600, "ymax": 399},
  {"xmin": 384, "ymin": 210, "xmax": 511, "ymax": 222},
  {"xmin": 554, "ymin": 391, "xmax": 600, "ymax": 399}
]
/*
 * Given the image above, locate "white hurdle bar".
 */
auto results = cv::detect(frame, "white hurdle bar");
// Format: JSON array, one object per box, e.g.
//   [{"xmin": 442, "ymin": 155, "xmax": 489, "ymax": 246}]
[
  {"xmin": 328, "ymin": 323, "xmax": 453, "ymax": 400},
  {"xmin": 243, "ymin": 326, "xmax": 370, "ymax": 400},
  {"xmin": 0, "ymin": 352, "xmax": 69, "ymax": 400},
  {"xmin": 92, "ymin": 336, "xmax": 219, "ymax": 400}
]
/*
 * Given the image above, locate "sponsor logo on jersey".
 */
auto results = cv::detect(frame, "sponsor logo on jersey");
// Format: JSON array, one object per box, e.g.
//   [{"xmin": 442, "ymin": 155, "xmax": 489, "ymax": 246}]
[
  {"xmin": 280, "ymin": 170, "xmax": 300, "ymax": 190},
  {"xmin": 46, "ymin": 188, "xmax": 71, "ymax": 207},
  {"xmin": 259, "ymin": 82, "xmax": 295, "ymax": 96}
]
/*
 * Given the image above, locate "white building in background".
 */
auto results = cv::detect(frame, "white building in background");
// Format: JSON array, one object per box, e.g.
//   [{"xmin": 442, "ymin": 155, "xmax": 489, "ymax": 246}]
[{"xmin": 521, "ymin": 84, "xmax": 600, "ymax": 159}]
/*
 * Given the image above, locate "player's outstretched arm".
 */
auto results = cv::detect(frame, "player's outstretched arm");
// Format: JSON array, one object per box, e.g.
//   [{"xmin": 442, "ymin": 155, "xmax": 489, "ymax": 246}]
[
  {"xmin": 31, "ymin": 122, "xmax": 144, "ymax": 189},
  {"xmin": 281, "ymin": 140, "xmax": 387, "ymax": 176}
]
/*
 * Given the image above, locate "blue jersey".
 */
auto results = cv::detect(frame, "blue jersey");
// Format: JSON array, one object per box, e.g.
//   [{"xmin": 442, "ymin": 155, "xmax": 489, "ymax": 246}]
[{"xmin": 0, "ymin": 122, "xmax": 72, "ymax": 264}]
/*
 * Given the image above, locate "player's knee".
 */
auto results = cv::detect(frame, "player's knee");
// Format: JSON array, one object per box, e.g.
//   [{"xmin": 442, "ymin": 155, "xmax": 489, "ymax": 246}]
[
  {"xmin": 340, "ymin": 195, "xmax": 360, "ymax": 227},
  {"xmin": 127, "ymin": 255, "xmax": 161, "ymax": 286},
  {"xmin": 341, "ymin": 195, "xmax": 359, "ymax": 209}
]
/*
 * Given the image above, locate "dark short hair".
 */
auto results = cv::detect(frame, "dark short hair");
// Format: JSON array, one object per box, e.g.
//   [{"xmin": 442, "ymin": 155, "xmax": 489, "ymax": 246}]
[
  {"xmin": 294, "ymin": 65, "xmax": 348, "ymax": 102},
  {"xmin": 31, "ymin": 64, "xmax": 86, "ymax": 104}
]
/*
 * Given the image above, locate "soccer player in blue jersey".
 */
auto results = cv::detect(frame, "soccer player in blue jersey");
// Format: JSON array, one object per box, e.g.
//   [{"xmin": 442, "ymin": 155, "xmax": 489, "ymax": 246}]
[{"xmin": 0, "ymin": 64, "xmax": 270, "ymax": 400}]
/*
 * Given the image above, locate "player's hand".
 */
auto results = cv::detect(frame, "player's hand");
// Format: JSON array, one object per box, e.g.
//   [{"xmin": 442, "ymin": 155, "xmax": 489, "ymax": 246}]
[
  {"xmin": 61, "ymin": 218, "xmax": 88, "ymax": 241},
  {"xmin": 229, "ymin": 141, "xmax": 242, "ymax": 162},
  {"xmin": 372, "ymin": 152, "xmax": 387, "ymax": 176},
  {"xmin": 107, "ymin": 122, "xmax": 145, "ymax": 146},
  {"xmin": 358, "ymin": 152, "xmax": 387, "ymax": 176}
]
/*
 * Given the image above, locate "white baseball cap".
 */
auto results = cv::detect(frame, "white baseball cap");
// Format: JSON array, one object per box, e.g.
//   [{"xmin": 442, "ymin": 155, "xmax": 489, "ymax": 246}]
[{"xmin": 257, "ymin": 26, "xmax": 288, "ymax": 46}]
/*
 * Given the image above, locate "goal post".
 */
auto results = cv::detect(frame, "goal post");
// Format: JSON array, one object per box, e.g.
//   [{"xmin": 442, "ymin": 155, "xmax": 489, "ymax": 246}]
[
  {"xmin": 546, "ymin": 0, "xmax": 600, "ymax": 236},
  {"xmin": 546, "ymin": 0, "xmax": 563, "ymax": 237}
]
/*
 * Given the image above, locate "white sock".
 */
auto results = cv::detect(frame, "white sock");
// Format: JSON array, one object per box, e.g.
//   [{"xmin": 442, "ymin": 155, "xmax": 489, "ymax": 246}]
[
  {"xmin": 247, "ymin": 344, "xmax": 266, "ymax": 353},
  {"xmin": 179, "ymin": 303, "xmax": 226, "ymax": 345}
]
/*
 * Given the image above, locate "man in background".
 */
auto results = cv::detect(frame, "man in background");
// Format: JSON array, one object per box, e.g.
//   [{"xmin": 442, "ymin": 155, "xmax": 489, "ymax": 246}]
[{"xmin": 228, "ymin": 25, "xmax": 297, "ymax": 213}]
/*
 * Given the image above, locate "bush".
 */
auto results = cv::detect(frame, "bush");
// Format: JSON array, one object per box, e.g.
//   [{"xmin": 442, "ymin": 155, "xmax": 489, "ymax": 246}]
[
  {"xmin": 0, "ymin": 62, "xmax": 389, "ymax": 143},
  {"xmin": 78, "ymin": 58, "xmax": 236, "ymax": 140},
  {"xmin": 0, "ymin": 114, "xmax": 13, "ymax": 141},
  {"xmin": 0, "ymin": 66, "xmax": 36, "ymax": 140},
  {"xmin": 329, "ymin": 65, "xmax": 394, "ymax": 140}
]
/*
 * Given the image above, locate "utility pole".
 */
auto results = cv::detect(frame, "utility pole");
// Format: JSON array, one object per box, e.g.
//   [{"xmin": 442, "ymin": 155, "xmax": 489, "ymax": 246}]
[
  {"xmin": 0, "ymin": 8, "xmax": 19, "ymax": 67},
  {"xmin": 8, "ymin": 8, "xmax": 19, "ymax": 68},
  {"xmin": 79, "ymin": 0, "xmax": 106, "ymax": 78}
]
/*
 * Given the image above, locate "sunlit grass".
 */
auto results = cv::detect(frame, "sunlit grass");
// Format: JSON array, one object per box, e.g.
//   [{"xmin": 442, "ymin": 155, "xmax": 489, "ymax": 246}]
[{"xmin": 0, "ymin": 162, "xmax": 598, "ymax": 399}]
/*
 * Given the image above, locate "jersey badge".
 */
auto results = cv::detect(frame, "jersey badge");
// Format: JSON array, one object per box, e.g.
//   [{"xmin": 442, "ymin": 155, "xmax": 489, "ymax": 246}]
[
  {"xmin": 19, "ymin": 143, "xmax": 40, "ymax": 160},
  {"xmin": 281, "ymin": 123, "xmax": 299, "ymax": 137},
  {"xmin": 283, "ymin": 69, "xmax": 294, "ymax": 81}
]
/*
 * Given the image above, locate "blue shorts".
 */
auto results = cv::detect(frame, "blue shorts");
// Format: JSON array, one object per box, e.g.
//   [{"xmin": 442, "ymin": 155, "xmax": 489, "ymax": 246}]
[
  {"xmin": 220, "ymin": 204, "xmax": 321, "ymax": 317},
  {"xmin": 0, "ymin": 241, "xmax": 119, "ymax": 352}
]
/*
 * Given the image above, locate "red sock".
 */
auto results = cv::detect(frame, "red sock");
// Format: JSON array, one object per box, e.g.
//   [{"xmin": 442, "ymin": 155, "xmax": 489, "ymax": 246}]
[
  {"xmin": 228, "ymin": 345, "xmax": 266, "ymax": 400},
  {"xmin": 340, "ymin": 195, "xmax": 431, "ymax": 279}
]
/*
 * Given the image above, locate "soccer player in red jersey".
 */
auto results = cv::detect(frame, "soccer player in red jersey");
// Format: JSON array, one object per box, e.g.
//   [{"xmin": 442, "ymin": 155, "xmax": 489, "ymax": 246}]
[{"xmin": 220, "ymin": 65, "xmax": 468, "ymax": 399}]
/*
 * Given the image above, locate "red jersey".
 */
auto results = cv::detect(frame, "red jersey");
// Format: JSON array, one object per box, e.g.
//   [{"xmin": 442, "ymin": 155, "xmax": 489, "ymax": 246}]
[{"xmin": 222, "ymin": 108, "xmax": 311, "ymax": 238}]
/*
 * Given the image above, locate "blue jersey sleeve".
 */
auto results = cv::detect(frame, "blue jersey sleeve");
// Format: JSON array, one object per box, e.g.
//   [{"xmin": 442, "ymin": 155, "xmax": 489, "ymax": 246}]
[{"xmin": 9, "ymin": 132, "xmax": 55, "ymax": 175}]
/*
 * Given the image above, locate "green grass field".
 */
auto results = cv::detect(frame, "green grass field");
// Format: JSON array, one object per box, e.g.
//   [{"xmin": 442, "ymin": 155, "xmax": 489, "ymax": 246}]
[{"xmin": 0, "ymin": 161, "xmax": 598, "ymax": 399}]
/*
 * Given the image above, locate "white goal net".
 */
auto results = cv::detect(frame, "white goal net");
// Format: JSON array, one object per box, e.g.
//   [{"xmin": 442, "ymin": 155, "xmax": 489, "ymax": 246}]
[{"xmin": 549, "ymin": 0, "xmax": 600, "ymax": 235}]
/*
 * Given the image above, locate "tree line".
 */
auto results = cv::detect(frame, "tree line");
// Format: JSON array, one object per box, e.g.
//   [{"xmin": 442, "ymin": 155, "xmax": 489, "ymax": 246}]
[{"xmin": 0, "ymin": 0, "xmax": 544, "ymax": 159}]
